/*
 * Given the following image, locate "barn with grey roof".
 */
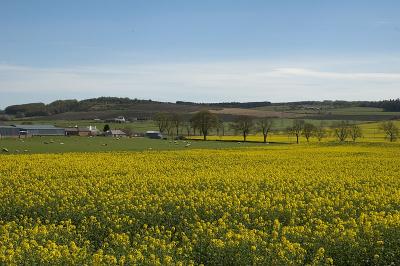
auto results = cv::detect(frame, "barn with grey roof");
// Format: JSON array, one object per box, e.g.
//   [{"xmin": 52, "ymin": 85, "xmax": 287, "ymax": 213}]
[{"xmin": 0, "ymin": 125, "xmax": 65, "ymax": 138}]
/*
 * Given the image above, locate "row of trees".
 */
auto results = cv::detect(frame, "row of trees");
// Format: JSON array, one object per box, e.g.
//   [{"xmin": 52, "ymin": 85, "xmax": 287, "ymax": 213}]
[
  {"xmin": 153, "ymin": 111, "xmax": 399, "ymax": 143},
  {"xmin": 284, "ymin": 120, "xmax": 398, "ymax": 143},
  {"xmin": 4, "ymin": 97, "xmax": 157, "ymax": 117},
  {"xmin": 376, "ymin": 99, "xmax": 400, "ymax": 112},
  {"xmin": 287, "ymin": 120, "xmax": 363, "ymax": 143},
  {"xmin": 154, "ymin": 111, "xmax": 221, "ymax": 141},
  {"xmin": 154, "ymin": 111, "xmax": 275, "ymax": 142},
  {"xmin": 289, "ymin": 120, "xmax": 399, "ymax": 143}
]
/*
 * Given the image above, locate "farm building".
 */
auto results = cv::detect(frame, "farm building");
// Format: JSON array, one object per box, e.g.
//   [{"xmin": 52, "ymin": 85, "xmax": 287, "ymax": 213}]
[
  {"xmin": 65, "ymin": 126, "xmax": 100, "ymax": 136},
  {"xmin": 65, "ymin": 127, "xmax": 91, "ymax": 136},
  {"xmin": 105, "ymin": 129, "xmax": 127, "ymax": 137},
  {"xmin": 12, "ymin": 125, "xmax": 65, "ymax": 136},
  {"xmin": 105, "ymin": 116, "xmax": 127, "ymax": 123},
  {"xmin": 88, "ymin": 126, "xmax": 100, "ymax": 136},
  {"xmin": 145, "ymin": 131, "xmax": 163, "ymax": 139},
  {"xmin": 0, "ymin": 126, "xmax": 21, "ymax": 138}
]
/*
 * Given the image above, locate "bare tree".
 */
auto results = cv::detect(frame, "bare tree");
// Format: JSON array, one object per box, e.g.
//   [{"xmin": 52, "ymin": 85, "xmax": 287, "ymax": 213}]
[
  {"xmin": 287, "ymin": 119, "xmax": 305, "ymax": 144},
  {"xmin": 191, "ymin": 111, "xmax": 218, "ymax": 140},
  {"xmin": 380, "ymin": 121, "xmax": 399, "ymax": 142},
  {"xmin": 165, "ymin": 119, "xmax": 174, "ymax": 139},
  {"xmin": 302, "ymin": 122, "xmax": 316, "ymax": 142},
  {"xmin": 0, "ymin": 115, "xmax": 10, "ymax": 121},
  {"xmin": 183, "ymin": 121, "xmax": 192, "ymax": 137},
  {"xmin": 349, "ymin": 124, "xmax": 362, "ymax": 142},
  {"xmin": 215, "ymin": 118, "xmax": 225, "ymax": 137},
  {"xmin": 332, "ymin": 121, "xmax": 349, "ymax": 142},
  {"xmin": 154, "ymin": 112, "xmax": 169, "ymax": 133},
  {"xmin": 192, "ymin": 124, "xmax": 197, "ymax": 136},
  {"xmin": 257, "ymin": 118, "xmax": 273, "ymax": 143},
  {"xmin": 314, "ymin": 122, "xmax": 327, "ymax": 142},
  {"xmin": 122, "ymin": 126, "xmax": 134, "ymax": 137},
  {"xmin": 231, "ymin": 116, "xmax": 253, "ymax": 142},
  {"xmin": 170, "ymin": 113, "xmax": 183, "ymax": 136}
]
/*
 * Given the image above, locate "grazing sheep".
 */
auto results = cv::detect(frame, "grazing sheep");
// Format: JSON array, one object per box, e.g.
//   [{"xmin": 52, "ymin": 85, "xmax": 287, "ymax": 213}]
[{"xmin": 2, "ymin": 148, "xmax": 9, "ymax": 152}]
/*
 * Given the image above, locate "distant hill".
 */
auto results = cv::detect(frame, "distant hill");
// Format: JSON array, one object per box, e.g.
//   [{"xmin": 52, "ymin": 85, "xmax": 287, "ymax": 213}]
[
  {"xmin": 176, "ymin": 101, "xmax": 272, "ymax": 108},
  {"xmin": 4, "ymin": 97, "xmax": 274, "ymax": 119},
  {"xmin": 3, "ymin": 97, "xmax": 400, "ymax": 121}
]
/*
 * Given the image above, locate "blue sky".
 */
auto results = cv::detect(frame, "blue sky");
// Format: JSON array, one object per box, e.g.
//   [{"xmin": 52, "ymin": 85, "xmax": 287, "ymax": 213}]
[{"xmin": 1, "ymin": 0, "xmax": 400, "ymax": 108}]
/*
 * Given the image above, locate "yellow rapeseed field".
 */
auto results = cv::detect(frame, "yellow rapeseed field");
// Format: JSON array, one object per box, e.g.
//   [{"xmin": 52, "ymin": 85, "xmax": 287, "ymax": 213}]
[{"xmin": 1, "ymin": 143, "xmax": 400, "ymax": 265}]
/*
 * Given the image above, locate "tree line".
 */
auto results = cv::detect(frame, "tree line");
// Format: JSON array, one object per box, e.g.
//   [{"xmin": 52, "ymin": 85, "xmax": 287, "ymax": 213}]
[
  {"xmin": 378, "ymin": 99, "xmax": 400, "ymax": 112},
  {"xmin": 286, "ymin": 120, "xmax": 398, "ymax": 143},
  {"xmin": 4, "ymin": 97, "xmax": 157, "ymax": 117},
  {"xmin": 154, "ymin": 111, "xmax": 399, "ymax": 143},
  {"xmin": 4, "ymin": 97, "xmax": 400, "ymax": 118}
]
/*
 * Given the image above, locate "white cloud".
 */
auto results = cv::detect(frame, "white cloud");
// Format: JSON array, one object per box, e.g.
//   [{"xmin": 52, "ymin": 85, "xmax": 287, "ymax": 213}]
[
  {"xmin": 1, "ymin": 60, "xmax": 400, "ymax": 108},
  {"xmin": 270, "ymin": 68, "xmax": 400, "ymax": 80}
]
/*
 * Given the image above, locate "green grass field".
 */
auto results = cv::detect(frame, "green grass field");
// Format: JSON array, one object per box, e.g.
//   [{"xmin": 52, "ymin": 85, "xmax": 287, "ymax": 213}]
[
  {"xmin": 327, "ymin": 107, "xmax": 400, "ymax": 116},
  {"xmin": 0, "ymin": 136, "xmax": 266, "ymax": 154},
  {"xmin": 253, "ymin": 106, "xmax": 399, "ymax": 116},
  {"xmin": 6, "ymin": 118, "xmax": 366, "ymax": 135},
  {"xmin": 1, "ymin": 120, "xmax": 398, "ymax": 154},
  {"xmin": 191, "ymin": 120, "xmax": 400, "ymax": 143},
  {"xmin": 8, "ymin": 119, "xmax": 159, "ymax": 133}
]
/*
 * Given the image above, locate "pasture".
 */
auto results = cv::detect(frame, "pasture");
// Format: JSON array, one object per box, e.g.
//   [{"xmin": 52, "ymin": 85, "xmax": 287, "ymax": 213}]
[
  {"xmin": 1, "ymin": 120, "xmax": 398, "ymax": 154},
  {"xmin": 0, "ymin": 136, "xmax": 265, "ymax": 154},
  {"xmin": 8, "ymin": 119, "xmax": 159, "ymax": 133},
  {"xmin": 190, "ymin": 120, "xmax": 400, "ymax": 143},
  {"xmin": 6, "ymin": 117, "xmax": 369, "ymax": 136}
]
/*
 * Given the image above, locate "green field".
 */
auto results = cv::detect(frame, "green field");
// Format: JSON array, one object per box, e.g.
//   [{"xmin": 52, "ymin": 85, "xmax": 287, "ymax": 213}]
[
  {"xmin": 0, "ymin": 136, "xmax": 266, "ymax": 154},
  {"xmin": 8, "ymin": 120, "xmax": 159, "ymax": 133},
  {"xmin": 327, "ymin": 107, "xmax": 400, "ymax": 116},
  {"xmin": 1, "ymin": 120, "xmax": 399, "ymax": 154},
  {"xmin": 191, "ymin": 120, "xmax": 400, "ymax": 143},
  {"xmin": 251, "ymin": 105, "xmax": 400, "ymax": 122},
  {"xmin": 6, "ymin": 117, "xmax": 368, "ymax": 135},
  {"xmin": 2, "ymin": 119, "xmax": 396, "ymax": 156}
]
